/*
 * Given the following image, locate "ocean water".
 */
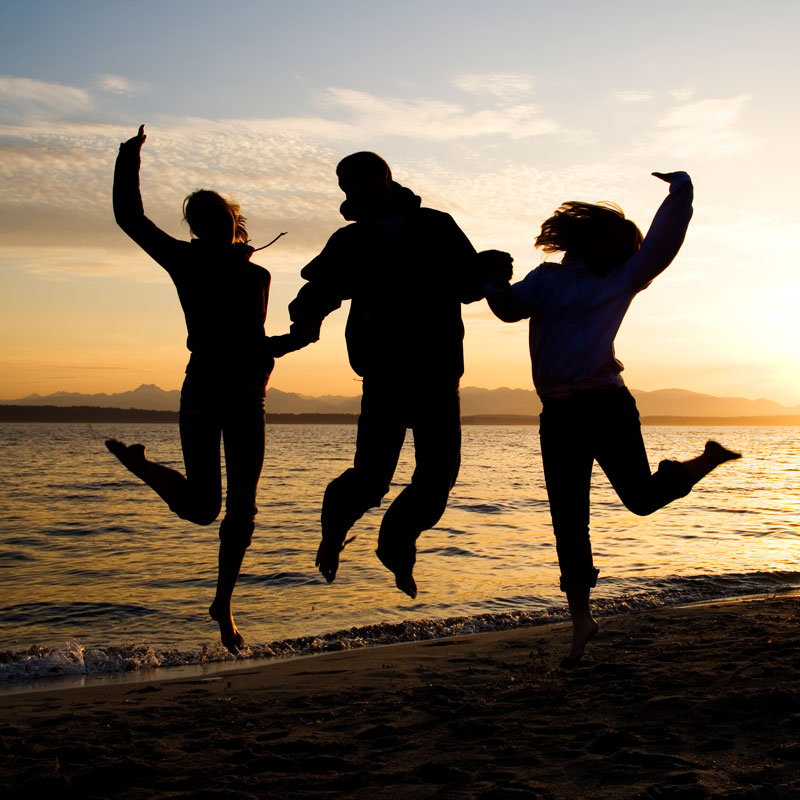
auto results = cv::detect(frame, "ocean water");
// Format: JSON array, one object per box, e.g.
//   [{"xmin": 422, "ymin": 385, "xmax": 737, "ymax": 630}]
[{"xmin": 1, "ymin": 422, "xmax": 798, "ymax": 684}]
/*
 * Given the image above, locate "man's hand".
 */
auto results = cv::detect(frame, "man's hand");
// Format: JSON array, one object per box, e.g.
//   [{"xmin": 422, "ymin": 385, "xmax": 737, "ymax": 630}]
[{"xmin": 478, "ymin": 249, "xmax": 514, "ymax": 287}]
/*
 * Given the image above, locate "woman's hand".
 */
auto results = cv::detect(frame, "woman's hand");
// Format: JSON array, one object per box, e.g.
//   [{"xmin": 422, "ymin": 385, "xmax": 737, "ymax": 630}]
[
  {"xmin": 267, "ymin": 331, "xmax": 310, "ymax": 358},
  {"xmin": 119, "ymin": 124, "xmax": 146, "ymax": 153}
]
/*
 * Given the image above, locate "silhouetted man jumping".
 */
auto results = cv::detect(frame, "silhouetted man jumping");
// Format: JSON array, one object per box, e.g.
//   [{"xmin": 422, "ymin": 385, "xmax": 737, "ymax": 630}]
[{"xmin": 287, "ymin": 152, "xmax": 505, "ymax": 598}]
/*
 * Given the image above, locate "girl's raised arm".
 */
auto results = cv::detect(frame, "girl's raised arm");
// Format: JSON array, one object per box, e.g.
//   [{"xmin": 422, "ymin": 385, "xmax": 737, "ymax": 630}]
[
  {"xmin": 481, "ymin": 250, "xmax": 530, "ymax": 322},
  {"xmin": 624, "ymin": 171, "xmax": 693, "ymax": 292}
]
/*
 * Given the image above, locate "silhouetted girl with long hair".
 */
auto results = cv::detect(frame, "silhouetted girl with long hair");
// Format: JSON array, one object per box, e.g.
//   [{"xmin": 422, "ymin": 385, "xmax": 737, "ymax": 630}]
[
  {"xmin": 107, "ymin": 125, "xmax": 281, "ymax": 653},
  {"xmin": 486, "ymin": 172, "xmax": 740, "ymax": 666}
]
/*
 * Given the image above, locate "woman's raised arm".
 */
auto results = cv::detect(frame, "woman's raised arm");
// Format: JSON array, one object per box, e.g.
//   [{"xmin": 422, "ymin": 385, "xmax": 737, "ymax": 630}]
[{"xmin": 113, "ymin": 124, "xmax": 183, "ymax": 269}]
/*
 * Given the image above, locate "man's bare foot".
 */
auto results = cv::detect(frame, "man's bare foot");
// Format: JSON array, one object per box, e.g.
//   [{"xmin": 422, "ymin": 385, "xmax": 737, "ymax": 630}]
[
  {"xmin": 209, "ymin": 601, "xmax": 245, "ymax": 655},
  {"xmin": 394, "ymin": 573, "xmax": 418, "ymax": 600},
  {"xmin": 560, "ymin": 618, "xmax": 599, "ymax": 669},
  {"xmin": 375, "ymin": 547, "xmax": 418, "ymax": 599},
  {"xmin": 315, "ymin": 540, "xmax": 340, "ymax": 583},
  {"xmin": 705, "ymin": 440, "xmax": 742, "ymax": 466},
  {"xmin": 105, "ymin": 439, "xmax": 146, "ymax": 471}
]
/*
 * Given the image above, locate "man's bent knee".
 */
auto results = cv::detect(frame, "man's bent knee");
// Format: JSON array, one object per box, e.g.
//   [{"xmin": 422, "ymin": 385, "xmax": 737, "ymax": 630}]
[
  {"xmin": 322, "ymin": 468, "xmax": 391, "ymax": 533},
  {"xmin": 328, "ymin": 468, "xmax": 390, "ymax": 508}
]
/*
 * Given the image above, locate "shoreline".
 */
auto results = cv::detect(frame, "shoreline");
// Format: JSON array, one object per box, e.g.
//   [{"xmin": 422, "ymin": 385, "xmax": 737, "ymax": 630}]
[
  {"xmin": 4, "ymin": 585, "xmax": 798, "ymax": 695},
  {"xmin": 3, "ymin": 593, "xmax": 800, "ymax": 797}
]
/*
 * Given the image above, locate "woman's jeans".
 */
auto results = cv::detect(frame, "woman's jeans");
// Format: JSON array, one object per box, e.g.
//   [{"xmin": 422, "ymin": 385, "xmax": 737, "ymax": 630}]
[
  {"xmin": 169, "ymin": 390, "xmax": 266, "ymax": 551},
  {"xmin": 539, "ymin": 385, "xmax": 693, "ymax": 593}
]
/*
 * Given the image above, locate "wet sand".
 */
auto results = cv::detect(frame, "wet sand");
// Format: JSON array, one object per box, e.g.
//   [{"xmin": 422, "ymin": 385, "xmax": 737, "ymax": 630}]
[{"xmin": 2, "ymin": 594, "xmax": 799, "ymax": 799}]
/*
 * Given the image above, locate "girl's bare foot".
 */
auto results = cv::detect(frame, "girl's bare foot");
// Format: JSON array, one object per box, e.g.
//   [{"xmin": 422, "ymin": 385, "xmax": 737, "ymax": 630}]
[
  {"xmin": 209, "ymin": 601, "xmax": 245, "ymax": 655},
  {"xmin": 704, "ymin": 440, "xmax": 741, "ymax": 466},
  {"xmin": 105, "ymin": 439, "xmax": 146, "ymax": 471},
  {"xmin": 561, "ymin": 617, "xmax": 599, "ymax": 669},
  {"xmin": 682, "ymin": 440, "xmax": 742, "ymax": 484}
]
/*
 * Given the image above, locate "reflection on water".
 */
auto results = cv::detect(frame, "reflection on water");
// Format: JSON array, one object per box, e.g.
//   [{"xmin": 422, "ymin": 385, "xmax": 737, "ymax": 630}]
[{"xmin": 0, "ymin": 422, "xmax": 798, "ymax": 661}]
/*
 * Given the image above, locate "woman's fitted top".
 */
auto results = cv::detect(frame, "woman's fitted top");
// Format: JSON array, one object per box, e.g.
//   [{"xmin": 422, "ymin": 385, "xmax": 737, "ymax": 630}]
[
  {"xmin": 113, "ymin": 146, "xmax": 273, "ymax": 397},
  {"xmin": 490, "ymin": 173, "xmax": 693, "ymax": 398}
]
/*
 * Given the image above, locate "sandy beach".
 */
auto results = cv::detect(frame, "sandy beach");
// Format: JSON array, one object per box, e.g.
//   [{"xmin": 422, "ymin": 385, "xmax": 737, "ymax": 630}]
[{"xmin": 2, "ymin": 594, "xmax": 799, "ymax": 799}]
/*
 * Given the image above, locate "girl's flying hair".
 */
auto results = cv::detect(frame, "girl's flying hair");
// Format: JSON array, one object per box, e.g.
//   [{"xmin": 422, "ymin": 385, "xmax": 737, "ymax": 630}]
[{"xmin": 535, "ymin": 201, "xmax": 643, "ymax": 276}]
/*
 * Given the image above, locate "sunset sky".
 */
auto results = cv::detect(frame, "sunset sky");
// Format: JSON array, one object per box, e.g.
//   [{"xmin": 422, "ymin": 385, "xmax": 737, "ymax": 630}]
[{"xmin": 1, "ymin": 1, "xmax": 798, "ymax": 404}]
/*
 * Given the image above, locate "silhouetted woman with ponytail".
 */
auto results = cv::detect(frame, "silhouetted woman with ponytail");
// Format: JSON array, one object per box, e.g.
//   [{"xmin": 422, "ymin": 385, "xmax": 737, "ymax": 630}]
[{"xmin": 107, "ymin": 125, "xmax": 287, "ymax": 653}]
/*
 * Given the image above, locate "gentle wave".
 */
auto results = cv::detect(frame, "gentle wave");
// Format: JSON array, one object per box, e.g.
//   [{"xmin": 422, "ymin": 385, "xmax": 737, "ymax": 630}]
[
  {"xmin": 456, "ymin": 503, "xmax": 504, "ymax": 514},
  {"xmin": 3, "ymin": 601, "xmax": 159, "ymax": 625},
  {"xmin": 0, "ymin": 551, "xmax": 34, "ymax": 562},
  {"xmin": 2, "ymin": 570, "xmax": 798, "ymax": 686},
  {"xmin": 238, "ymin": 571, "xmax": 319, "ymax": 587},
  {"xmin": 421, "ymin": 546, "xmax": 488, "ymax": 558}
]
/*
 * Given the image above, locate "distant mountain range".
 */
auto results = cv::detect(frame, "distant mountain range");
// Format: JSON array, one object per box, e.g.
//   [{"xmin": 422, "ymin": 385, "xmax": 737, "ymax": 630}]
[{"xmin": 3, "ymin": 383, "xmax": 800, "ymax": 418}]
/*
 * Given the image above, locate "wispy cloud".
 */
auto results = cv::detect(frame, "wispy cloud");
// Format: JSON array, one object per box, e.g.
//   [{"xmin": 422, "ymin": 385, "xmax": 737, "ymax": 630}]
[
  {"xmin": 0, "ymin": 117, "xmax": 346, "ymax": 264},
  {"xmin": 0, "ymin": 76, "xmax": 91, "ymax": 119},
  {"xmin": 0, "ymin": 245, "xmax": 160, "ymax": 282},
  {"xmin": 661, "ymin": 95, "xmax": 751, "ymax": 130},
  {"xmin": 0, "ymin": 77, "xmax": 565, "ymax": 265},
  {"xmin": 321, "ymin": 87, "xmax": 559, "ymax": 140},
  {"xmin": 95, "ymin": 74, "xmax": 149, "ymax": 96},
  {"xmin": 453, "ymin": 72, "xmax": 534, "ymax": 101},
  {"xmin": 0, "ymin": 79, "xmax": 771, "ymax": 298},
  {"xmin": 403, "ymin": 159, "xmax": 646, "ymax": 257},
  {"xmin": 614, "ymin": 90, "xmax": 654, "ymax": 104},
  {"xmin": 635, "ymin": 94, "xmax": 760, "ymax": 158},
  {"xmin": 0, "ymin": 97, "xmax": 630, "ymax": 280},
  {"xmin": 670, "ymin": 87, "xmax": 695, "ymax": 102}
]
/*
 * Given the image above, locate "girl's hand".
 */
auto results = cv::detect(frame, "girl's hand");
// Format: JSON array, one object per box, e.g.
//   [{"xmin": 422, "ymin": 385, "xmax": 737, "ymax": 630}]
[
  {"xmin": 478, "ymin": 249, "xmax": 514, "ymax": 286},
  {"xmin": 652, "ymin": 171, "xmax": 690, "ymax": 184},
  {"xmin": 120, "ymin": 124, "xmax": 146, "ymax": 153}
]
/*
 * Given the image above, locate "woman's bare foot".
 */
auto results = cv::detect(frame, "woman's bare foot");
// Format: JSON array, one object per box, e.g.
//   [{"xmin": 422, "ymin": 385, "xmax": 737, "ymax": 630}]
[
  {"xmin": 561, "ymin": 617, "xmax": 599, "ymax": 669},
  {"xmin": 704, "ymin": 440, "xmax": 742, "ymax": 466},
  {"xmin": 105, "ymin": 439, "xmax": 146, "ymax": 471},
  {"xmin": 315, "ymin": 540, "xmax": 340, "ymax": 583},
  {"xmin": 209, "ymin": 600, "xmax": 245, "ymax": 655}
]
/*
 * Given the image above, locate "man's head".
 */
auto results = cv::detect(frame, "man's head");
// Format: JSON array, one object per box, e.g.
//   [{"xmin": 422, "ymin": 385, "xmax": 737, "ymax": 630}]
[{"xmin": 336, "ymin": 152, "xmax": 393, "ymax": 207}]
